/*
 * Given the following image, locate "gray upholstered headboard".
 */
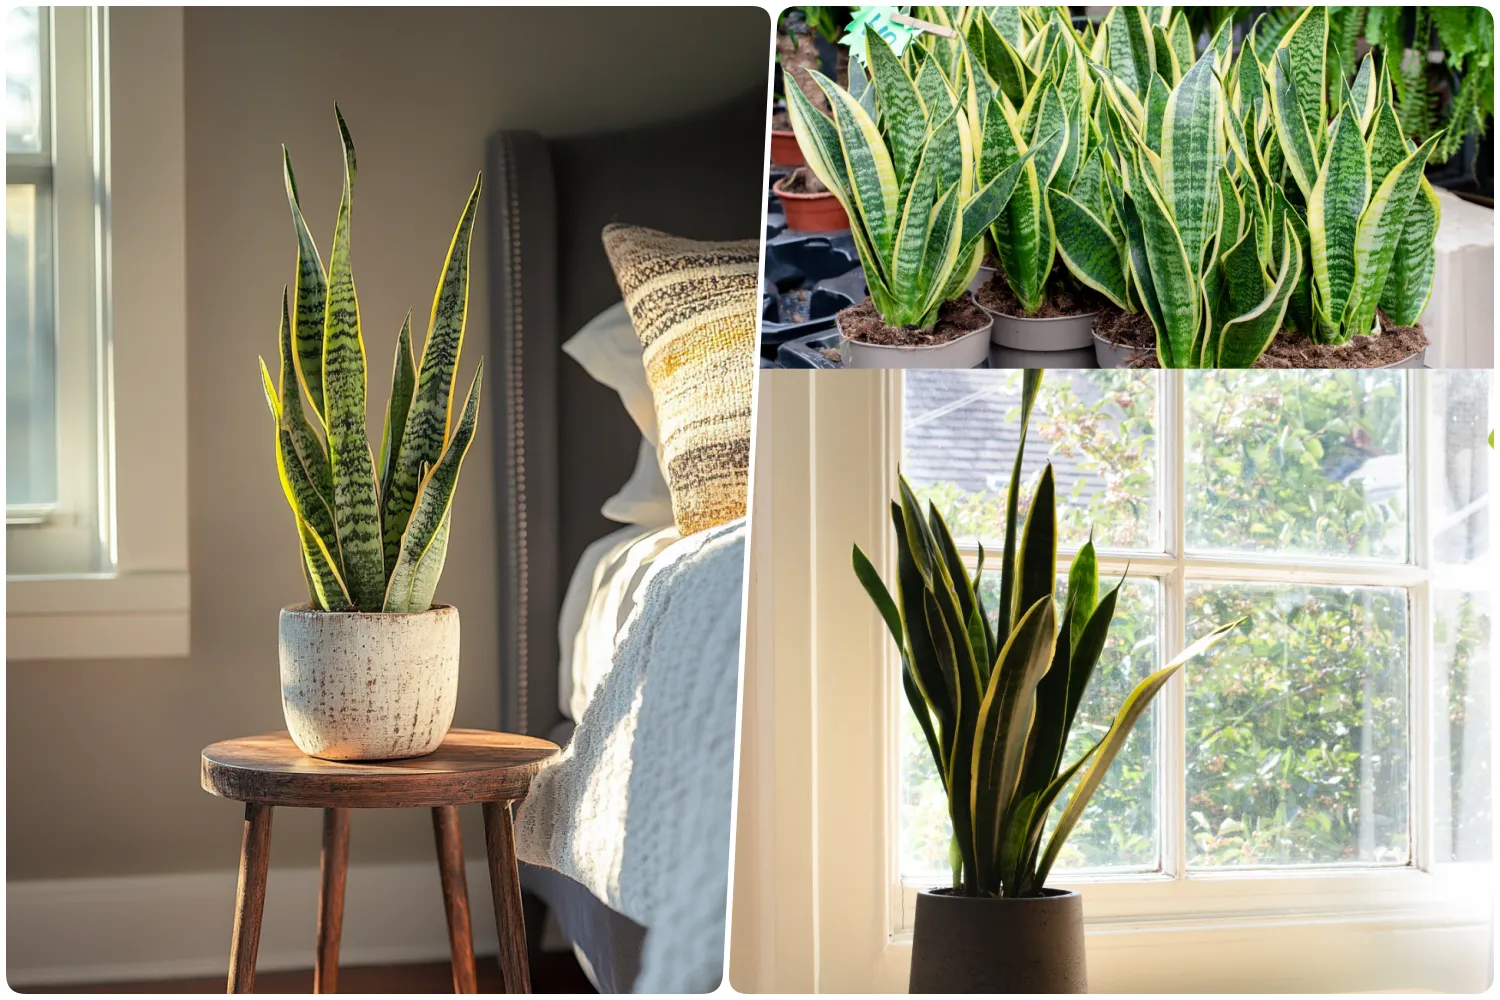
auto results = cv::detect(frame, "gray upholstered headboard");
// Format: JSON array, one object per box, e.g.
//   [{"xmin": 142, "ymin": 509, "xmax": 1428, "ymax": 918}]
[{"xmin": 486, "ymin": 87, "xmax": 767, "ymax": 738}]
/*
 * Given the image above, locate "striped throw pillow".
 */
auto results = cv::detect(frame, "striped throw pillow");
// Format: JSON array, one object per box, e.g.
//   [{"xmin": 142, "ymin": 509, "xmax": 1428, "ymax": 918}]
[{"xmin": 601, "ymin": 224, "xmax": 759, "ymax": 536}]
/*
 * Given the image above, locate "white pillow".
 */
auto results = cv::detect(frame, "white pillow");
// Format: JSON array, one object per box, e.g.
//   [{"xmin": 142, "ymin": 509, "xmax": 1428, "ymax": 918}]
[
  {"xmin": 601, "ymin": 437, "xmax": 675, "ymax": 527},
  {"xmin": 562, "ymin": 301, "xmax": 658, "ymax": 448}
]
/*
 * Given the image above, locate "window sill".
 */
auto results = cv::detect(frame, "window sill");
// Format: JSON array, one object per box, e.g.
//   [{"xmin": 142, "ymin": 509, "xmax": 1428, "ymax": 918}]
[{"xmin": 7, "ymin": 571, "xmax": 190, "ymax": 660}]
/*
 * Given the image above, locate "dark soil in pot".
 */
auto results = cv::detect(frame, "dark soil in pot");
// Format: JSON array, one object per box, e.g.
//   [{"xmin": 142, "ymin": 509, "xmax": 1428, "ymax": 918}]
[
  {"xmin": 976, "ymin": 272, "xmax": 1103, "ymax": 318},
  {"xmin": 837, "ymin": 294, "xmax": 989, "ymax": 348},
  {"xmin": 1093, "ymin": 307, "xmax": 1430, "ymax": 369}
]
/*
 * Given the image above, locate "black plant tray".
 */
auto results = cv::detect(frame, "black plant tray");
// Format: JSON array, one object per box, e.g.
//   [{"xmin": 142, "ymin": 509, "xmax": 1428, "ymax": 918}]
[
  {"xmin": 776, "ymin": 329, "xmax": 844, "ymax": 369},
  {"xmin": 760, "ymin": 231, "xmax": 866, "ymax": 359}
]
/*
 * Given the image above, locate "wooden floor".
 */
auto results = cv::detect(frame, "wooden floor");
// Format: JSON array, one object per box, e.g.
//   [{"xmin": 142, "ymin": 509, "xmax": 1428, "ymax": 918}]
[{"xmin": 21, "ymin": 953, "xmax": 597, "ymax": 994}]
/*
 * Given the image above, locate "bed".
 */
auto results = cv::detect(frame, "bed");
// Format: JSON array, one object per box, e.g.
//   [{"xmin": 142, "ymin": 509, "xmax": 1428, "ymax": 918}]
[{"xmin": 484, "ymin": 86, "xmax": 765, "ymax": 993}]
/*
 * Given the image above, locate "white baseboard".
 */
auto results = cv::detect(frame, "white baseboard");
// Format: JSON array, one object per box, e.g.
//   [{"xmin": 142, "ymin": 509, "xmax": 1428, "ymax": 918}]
[{"xmin": 7, "ymin": 860, "xmax": 508, "ymax": 987}]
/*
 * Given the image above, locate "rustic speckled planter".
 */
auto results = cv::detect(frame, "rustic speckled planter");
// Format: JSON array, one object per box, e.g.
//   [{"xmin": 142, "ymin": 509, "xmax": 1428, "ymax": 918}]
[
  {"xmin": 278, "ymin": 604, "xmax": 460, "ymax": 761},
  {"xmin": 909, "ymin": 887, "xmax": 1086, "ymax": 993}
]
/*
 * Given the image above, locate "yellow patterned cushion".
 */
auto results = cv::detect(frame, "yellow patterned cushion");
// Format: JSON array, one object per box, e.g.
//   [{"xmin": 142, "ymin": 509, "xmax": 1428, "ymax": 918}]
[{"xmin": 601, "ymin": 224, "xmax": 759, "ymax": 535}]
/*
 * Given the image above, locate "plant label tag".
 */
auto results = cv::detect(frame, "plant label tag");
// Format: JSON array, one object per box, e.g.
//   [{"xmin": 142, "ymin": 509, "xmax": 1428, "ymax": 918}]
[{"xmin": 841, "ymin": 7, "xmax": 918, "ymax": 68}]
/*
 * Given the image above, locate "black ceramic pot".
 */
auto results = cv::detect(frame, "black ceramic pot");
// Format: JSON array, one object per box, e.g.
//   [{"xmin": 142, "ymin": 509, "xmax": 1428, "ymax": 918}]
[{"xmin": 908, "ymin": 887, "xmax": 1086, "ymax": 993}]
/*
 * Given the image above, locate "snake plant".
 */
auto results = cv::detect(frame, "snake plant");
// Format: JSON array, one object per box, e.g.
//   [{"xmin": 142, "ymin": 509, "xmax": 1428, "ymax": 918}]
[
  {"xmin": 259, "ymin": 107, "xmax": 484, "ymax": 614},
  {"xmin": 854, "ymin": 371, "xmax": 1243, "ymax": 898},
  {"xmin": 784, "ymin": 28, "xmax": 1042, "ymax": 330},
  {"xmin": 1261, "ymin": 9, "xmax": 1444, "ymax": 343}
]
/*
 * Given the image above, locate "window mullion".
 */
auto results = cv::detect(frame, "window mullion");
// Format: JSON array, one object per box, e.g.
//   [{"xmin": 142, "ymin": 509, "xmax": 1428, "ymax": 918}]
[
  {"xmin": 1408, "ymin": 373, "xmax": 1434, "ymax": 871},
  {"xmin": 1162, "ymin": 370, "xmax": 1188, "ymax": 879}
]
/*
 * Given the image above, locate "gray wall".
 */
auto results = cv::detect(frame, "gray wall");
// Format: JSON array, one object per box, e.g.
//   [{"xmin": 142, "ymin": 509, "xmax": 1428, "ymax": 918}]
[{"xmin": 7, "ymin": 6, "xmax": 769, "ymax": 880}]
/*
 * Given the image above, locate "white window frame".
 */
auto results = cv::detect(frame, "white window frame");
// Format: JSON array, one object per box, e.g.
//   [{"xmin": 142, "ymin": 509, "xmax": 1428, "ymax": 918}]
[
  {"xmin": 731, "ymin": 371, "xmax": 1492, "ymax": 994},
  {"xmin": 6, "ymin": 7, "xmax": 189, "ymax": 660}
]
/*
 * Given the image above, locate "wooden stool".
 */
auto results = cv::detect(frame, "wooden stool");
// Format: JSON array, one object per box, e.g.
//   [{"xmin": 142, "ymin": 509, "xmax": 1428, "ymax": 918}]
[{"xmin": 201, "ymin": 729, "xmax": 559, "ymax": 994}]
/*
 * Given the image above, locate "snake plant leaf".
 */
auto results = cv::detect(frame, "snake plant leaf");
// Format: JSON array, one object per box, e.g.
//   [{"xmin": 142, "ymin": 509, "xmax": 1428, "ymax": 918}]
[
  {"xmin": 916, "ymin": 185, "xmax": 963, "ymax": 325},
  {"xmin": 958, "ymin": 142, "xmax": 1043, "ymax": 264},
  {"xmin": 929, "ymin": 498, "xmax": 978, "ymax": 641},
  {"xmin": 1013, "ymin": 464, "xmax": 1057, "ymax": 626},
  {"xmin": 260, "ymin": 358, "xmax": 351, "ymax": 612},
  {"xmin": 276, "ymin": 289, "xmax": 333, "ymax": 505},
  {"xmin": 1128, "ymin": 164, "xmax": 1198, "ymax": 368},
  {"xmin": 1066, "ymin": 537, "xmax": 1098, "ymax": 653},
  {"xmin": 988, "ymin": 4, "xmax": 1024, "ymax": 48},
  {"xmin": 1220, "ymin": 225, "xmax": 1268, "ymax": 322},
  {"xmin": 384, "ymin": 362, "xmax": 482, "ymax": 612},
  {"xmin": 973, "ymin": 540, "xmax": 997, "ymax": 670},
  {"xmin": 1167, "ymin": 12, "xmax": 1194, "ymax": 81},
  {"xmin": 1207, "ymin": 19, "xmax": 1233, "ymax": 73},
  {"xmin": 1033, "ymin": 86, "xmax": 1071, "ymax": 189},
  {"xmin": 996, "ymin": 370, "xmax": 1041, "ymax": 646},
  {"xmin": 1064, "ymin": 577, "xmax": 1121, "ymax": 739},
  {"xmin": 971, "ymin": 595, "xmax": 1056, "ymax": 893},
  {"xmin": 928, "ymin": 586, "xmax": 980, "ymax": 895},
  {"xmin": 380, "ymin": 173, "xmax": 483, "ymax": 575},
  {"xmin": 1309, "ymin": 107, "xmax": 1370, "ymax": 344},
  {"xmin": 1051, "ymin": 190, "xmax": 1129, "ymax": 309},
  {"xmin": 1278, "ymin": 5, "xmax": 1328, "ymax": 146},
  {"xmin": 1268, "ymin": 182, "xmax": 1315, "ymax": 334},
  {"xmin": 379, "ymin": 313, "xmax": 415, "ymax": 516},
  {"xmin": 282, "ymin": 149, "xmax": 329, "ymax": 422},
  {"xmin": 1367, "ymin": 98, "xmax": 1410, "ymax": 189},
  {"xmin": 1144, "ymin": 72, "xmax": 1169, "ymax": 152},
  {"xmin": 1218, "ymin": 220, "xmax": 1302, "ymax": 367},
  {"xmin": 1117, "ymin": 191, "xmax": 1172, "ymax": 356},
  {"xmin": 1215, "ymin": 166, "xmax": 1242, "ymax": 264},
  {"xmin": 904, "ymin": 659, "xmax": 946, "ymax": 795},
  {"xmin": 867, "ymin": 29, "xmax": 928, "ymax": 185},
  {"xmin": 1380, "ymin": 175, "xmax": 1442, "ymax": 326},
  {"xmin": 892, "ymin": 106, "xmax": 954, "ymax": 309},
  {"xmin": 817, "ymin": 68, "xmax": 902, "ymax": 261},
  {"xmin": 1161, "ymin": 50, "xmax": 1225, "ymax": 275},
  {"xmin": 987, "ymin": 102, "xmax": 1049, "ymax": 313},
  {"xmin": 1150, "ymin": 25, "xmax": 1178, "ymax": 88},
  {"xmin": 853, "ymin": 543, "xmax": 904, "ymax": 650},
  {"xmin": 1270, "ymin": 49, "xmax": 1319, "ymax": 200},
  {"xmin": 916, "ymin": 56, "xmax": 958, "ymax": 126},
  {"xmin": 317, "ymin": 109, "xmax": 387, "ymax": 611},
  {"xmin": 1011, "ymin": 735, "xmax": 1103, "ymax": 897},
  {"xmin": 1106, "ymin": 5, "xmax": 1155, "ymax": 98},
  {"xmin": 890, "ymin": 500, "xmax": 954, "ymax": 743},
  {"xmin": 1036, "ymin": 616, "xmax": 1247, "ymax": 887},
  {"xmin": 1343, "ymin": 134, "xmax": 1440, "ymax": 337},
  {"xmin": 1350, "ymin": 54, "xmax": 1378, "ymax": 134}
]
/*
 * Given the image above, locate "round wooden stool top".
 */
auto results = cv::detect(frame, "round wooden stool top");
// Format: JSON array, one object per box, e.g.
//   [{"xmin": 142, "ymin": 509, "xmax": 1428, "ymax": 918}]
[{"xmin": 201, "ymin": 729, "xmax": 560, "ymax": 809}]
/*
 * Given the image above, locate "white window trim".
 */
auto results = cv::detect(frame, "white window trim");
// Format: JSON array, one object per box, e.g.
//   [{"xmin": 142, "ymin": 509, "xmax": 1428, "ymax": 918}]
[
  {"xmin": 7, "ymin": 8, "xmax": 189, "ymax": 660},
  {"xmin": 731, "ymin": 371, "xmax": 1492, "ymax": 994}
]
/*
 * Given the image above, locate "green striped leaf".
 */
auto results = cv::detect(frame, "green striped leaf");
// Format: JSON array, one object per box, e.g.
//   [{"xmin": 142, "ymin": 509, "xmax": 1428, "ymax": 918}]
[
  {"xmin": 379, "ymin": 313, "xmax": 416, "ymax": 518},
  {"xmin": 1350, "ymin": 53, "xmax": 1378, "ymax": 133},
  {"xmin": 1367, "ymin": 98, "xmax": 1410, "ymax": 190},
  {"xmin": 1161, "ymin": 50, "xmax": 1225, "ymax": 275},
  {"xmin": 1279, "ymin": 6, "xmax": 1328, "ymax": 148},
  {"xmin": 1269, "ymin": 49, "xmax": 1319, "ymax": 200},
  {"xmin": 1051, "ymin": 190, "xmax": 1128, "ymax": 309},
  {"xmin": 282, "ymin": 149, "xmax": 329, "ymax": 421},
  {"xmin": 1036, "ymin": 617, "xmax": 1247, "ymax": 887},
  {"xmin": 970, "ymin": 596, "xmax": 1057, "ymax": 892},
  {"xmin": 1129, "ymin": 164, "xmax": 1198, "ymax": 368},
  {"xmin": 381, "ymin": 173, "xmax": 483, "ymax": 576},
  {"xmin": 1150, "ymin": 24, "xmax": 1178, "ymax": 88},
  {"xmin": 1144, "ymin": 72, "xmax": 1169, "ymax": 152},
  {"xmin": 1379, "ymin": 176, "xmax": 1441, "ymax": 326},
  {"xmin": 1013, "ymin": 465, "xmax": 1056, "ymax": 627},
  {"xmin": 867, "ymin": 29, "xmax": 928, "ymax": 185},
  {"xmin": 1167, "ymin": 12, "xmax": 1195, "ymax": 82},
  {"xmin": 1011, "ymin": 736, "xmax": 1103, "ymax": 897},
  {"xmin": 320, "ymin": 109, "xmax": 386, "ymax": 611},
  {"xmin": 987, "ymin": 99, "xmax": 1049, "ymax": 313},
  {"xmin": 1220, "ymin": 225, "xmax": 1267, "ymax": 322},
  {"xmin": 996, "ymin": 370, "xmax": 1041, "ymax": 648},
  {"xmin": 916, "ymin": 56, "xmax": 957, "ymax": 121},
  {"xmin": 892, "ymin": 113, "xmax": 949, "ymax": 307},
  {"xmin": 1218, "ymin": 218, "xmax": 1303, "ymax": 367},
  {"xmin": 1344, "ymin": 135, "xmax": 1440, "ymax": 337},
  {"xmin": 384, "ymin": 363, "xmax": 483, "ymax": 612},
  {"xmin": 815, "ymin": 68, "xmax": 902, "ymax": 260},
  {"xmin": 1308, "ymin": 107, "xmax": 1370, "ymax": 344},
  {"xmin": 277, "ymin": 288, "xmax": 333, "ymax": 505},
  {"xmin": 1106, "ymin": 5, "xmax": 1155, "ymax": 98}
]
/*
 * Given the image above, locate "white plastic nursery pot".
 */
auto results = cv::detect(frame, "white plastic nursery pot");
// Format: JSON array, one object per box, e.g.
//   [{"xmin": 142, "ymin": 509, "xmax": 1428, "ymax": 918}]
[
  {"xmin": 966, "ymin": 264, "xmax": 996, "ymax": 295},
  {"xmin": 991, "ymin": 343, "xmax": 1097, "ymax": 369},
  {"xmin": 1093, "ymin": 328, "xmax": 1138, "ymax": 368},
  {"xmin": 1381, "ymin": 345, "xmax": 1427, "ymax": 368},
  {"xmin": 908, "ymin": 887, "xmax": 1087, "ymax": 993},
  {"xmin": 278, "ymin": 603, "xmax": 461, "ymax": 761},
  {"xmin": 987, "ymin": 309, "xmax": 1098, "ymax": 351},
  {"xmin": 838, "ymin": 311, "xmax": 994, "ymax": 370}
]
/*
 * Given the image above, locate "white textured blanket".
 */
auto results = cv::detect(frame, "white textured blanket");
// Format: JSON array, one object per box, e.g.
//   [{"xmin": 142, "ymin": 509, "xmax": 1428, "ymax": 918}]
[{"xmin": 514, "ymin": 519, "xmax": 744, "ymax": 993}]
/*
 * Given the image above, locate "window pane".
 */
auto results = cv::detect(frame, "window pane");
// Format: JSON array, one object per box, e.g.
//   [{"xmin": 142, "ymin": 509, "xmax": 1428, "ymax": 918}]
[
  {"xmin": 904, "ymin": 370, "xmax": 1159, "ymax": 551},
  {"xmin": 899, "ymin": 574, "xmax": 1161, "ymax": 879},
  {"xmin": 1185, "ymin": 583, "xmax": 1409, "ymax": 867},
  {"xmin": 1433, "ymin": 590, "xmax": 1491, "ymax": 863},
  {"xmin": 1186, "ymin": 372, "xmax": 1407, "ymax": 562},
  {"xmin": 6, "ymin": 182, "xmax": 57, "ymax": 508},
  {"xmin": 6, "ymin": 6, "xmax": 45, "ymax": 153},
  {"xmin": 1430, "ymin": 371, "xmax": 1490, "ymax": 572}
]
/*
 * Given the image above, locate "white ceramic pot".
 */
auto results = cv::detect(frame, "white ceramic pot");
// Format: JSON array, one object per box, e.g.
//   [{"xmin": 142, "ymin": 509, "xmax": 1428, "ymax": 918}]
[
  {"xmin": 839, "ymin": 308, "xmax": 994, "ymax": 370},
  {"xmin": 278, "ymin": 604, "xmax": 461, "ymax": 761},
  {"xmin": 988, "ymin": 310, "xmax": 1098, "ymax": 351}
]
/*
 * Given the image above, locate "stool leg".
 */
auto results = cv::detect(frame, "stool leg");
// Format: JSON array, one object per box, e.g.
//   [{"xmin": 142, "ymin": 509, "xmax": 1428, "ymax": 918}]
[
  {"xmin": 481, "ymin": 801, "xmax": 530, "ymax": 994},
  {"xmin": 227, "ymin": 802, "xmax": 274, "ymax": 993},
  {"xmin": 432, "ymin": 805, "xmax": 478, "ymax": 993},
  {"xmin": 314, "ymin": 807, "xmax": 350, "ymax": 994}
]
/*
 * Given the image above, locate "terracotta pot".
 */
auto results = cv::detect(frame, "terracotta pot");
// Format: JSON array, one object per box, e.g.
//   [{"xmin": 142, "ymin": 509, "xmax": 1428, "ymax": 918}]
[
  {"xmin": 909, "ymin": 887, "xmax": 1086, "ymax": 993},
  {"xmin": 278, "ymin": 604, "xmax": 460, "ymax": 761},
  {"xmin": 770, "ymin": 128, "xmax": 806, "ymax": 167},
  {"xmin": 773, "ymin": 173, "xmax": 849, "ymax": 233},
  {"xmin": 838, "ymin": 296, "xmax": 993, "ymax": 370}
]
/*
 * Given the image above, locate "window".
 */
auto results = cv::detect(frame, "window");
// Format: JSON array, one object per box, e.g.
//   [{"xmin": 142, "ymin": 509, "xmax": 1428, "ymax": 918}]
[
  {"xmin": 6, "ymin": 7, "xmax": 189, "ymax": 660},
  {"xmin": 6, "ymin": 5, "xmax": 110, "ymax": 576},
  {"xmin": 900, "ymin": 371, "xmax": 1490, "ymax": 887}
]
